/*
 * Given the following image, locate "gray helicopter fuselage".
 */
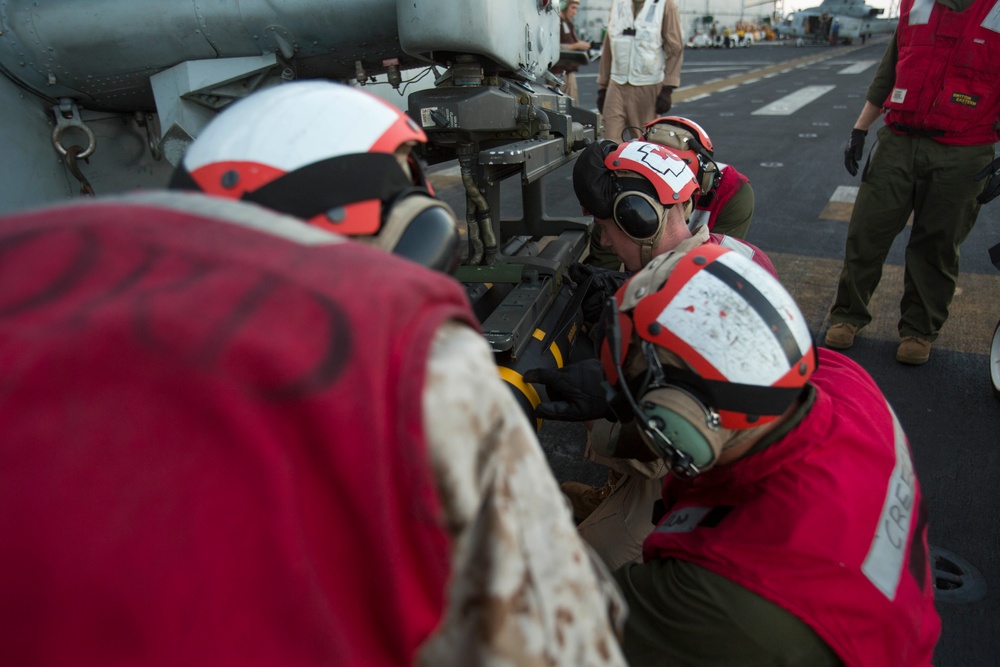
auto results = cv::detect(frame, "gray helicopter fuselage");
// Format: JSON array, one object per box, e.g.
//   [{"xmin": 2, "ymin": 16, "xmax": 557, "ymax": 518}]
[{"xmin": 0, "ymin": 0, "xmax": 563, "ymax": 214}]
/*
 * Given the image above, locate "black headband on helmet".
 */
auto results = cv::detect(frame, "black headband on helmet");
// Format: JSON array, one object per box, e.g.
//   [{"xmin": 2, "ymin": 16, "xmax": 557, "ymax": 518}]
[{"xmin": 170, "ymin": 153, "xmax": 417, "ymax": 222}]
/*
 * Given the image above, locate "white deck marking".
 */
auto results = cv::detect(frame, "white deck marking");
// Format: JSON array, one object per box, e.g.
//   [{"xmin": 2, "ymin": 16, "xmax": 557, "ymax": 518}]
[
  {"xmin": 839, "ymin": 60, "xmax": 878, "ymax": 75},
  {"xmin": 830, "ymin": 185, "xmax": 859, "ymax": 203},
  {"xmin": 752, "ymin": 85, "xmax": 836, "ymax": 115}
]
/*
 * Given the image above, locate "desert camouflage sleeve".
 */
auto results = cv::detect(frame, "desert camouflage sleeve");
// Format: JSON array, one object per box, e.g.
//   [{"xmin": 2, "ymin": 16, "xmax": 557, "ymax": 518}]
[{"xmin": 416, "ymin": 321, "xmax": 628, "ymax": 667}]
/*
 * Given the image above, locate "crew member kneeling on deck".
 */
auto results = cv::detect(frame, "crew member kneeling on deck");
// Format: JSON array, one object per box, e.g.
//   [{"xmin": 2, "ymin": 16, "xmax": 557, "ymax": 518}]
[
  {"xmin": 600, "ymin": 245, "xmax": 940, "ymax": 665},
  {"xmin": 0, "ymin": 82, "xmax": 627, "ymax": 667},
  {"xmin": 527, "ymin": 138, "xmax": 775, "ymax": 572}
]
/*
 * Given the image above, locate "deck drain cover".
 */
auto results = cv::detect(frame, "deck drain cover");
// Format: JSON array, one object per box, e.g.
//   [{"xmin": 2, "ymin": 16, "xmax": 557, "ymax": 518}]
[{"xmin": 930, "ymin": 545, "xmax": 987, "ymax": 603}]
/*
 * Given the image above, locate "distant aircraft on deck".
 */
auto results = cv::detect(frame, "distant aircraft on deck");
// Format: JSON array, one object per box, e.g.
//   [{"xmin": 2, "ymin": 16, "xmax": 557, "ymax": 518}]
[{"xmin": 779, "ymin": 0, "xmax": 896, "ymax": 44}]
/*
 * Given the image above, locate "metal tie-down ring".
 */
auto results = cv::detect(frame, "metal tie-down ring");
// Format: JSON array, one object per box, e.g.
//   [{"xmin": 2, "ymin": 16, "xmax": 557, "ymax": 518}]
[{"xmin": 51, "ymin": 101, "xmax": 97, "ymax": 160}]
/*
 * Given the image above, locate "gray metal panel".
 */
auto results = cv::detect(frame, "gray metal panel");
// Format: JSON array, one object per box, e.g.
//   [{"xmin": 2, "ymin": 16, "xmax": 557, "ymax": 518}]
[
  {"xmin": 397, "ymin": 0, "xmax": 560, "ymax": 79},
  {"xmin": 0, "ymin": 74, "xmax": 175, "ymax": 215},
  {"xmin": 0, "ymin": 73, "xmax": 74, "ymax": 213},
  {"xmin": 0, "ymin": 0, "xmax": 406, "ymax": 110}
]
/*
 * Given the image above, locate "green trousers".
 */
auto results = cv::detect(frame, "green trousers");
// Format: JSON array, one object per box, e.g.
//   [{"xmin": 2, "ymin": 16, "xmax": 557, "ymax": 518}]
[
  {"xmin": 612, "ymin": 559, "xmax": 842, "ymax": 666},
  {"xmin": 830, "ymin": 126, "xmax": 994, "ymax": 340}
]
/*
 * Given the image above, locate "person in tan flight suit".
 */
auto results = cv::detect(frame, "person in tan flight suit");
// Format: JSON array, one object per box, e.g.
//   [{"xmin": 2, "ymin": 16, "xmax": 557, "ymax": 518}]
[{"xmin": 597, "ymin": 0, "xmax": 684, "ymax": 142}]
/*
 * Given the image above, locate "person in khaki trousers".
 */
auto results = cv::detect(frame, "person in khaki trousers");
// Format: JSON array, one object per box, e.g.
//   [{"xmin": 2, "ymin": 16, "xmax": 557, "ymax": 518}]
[{"xmin": 597, "ymin": 0, "xmax": 684, "ymax": 142}]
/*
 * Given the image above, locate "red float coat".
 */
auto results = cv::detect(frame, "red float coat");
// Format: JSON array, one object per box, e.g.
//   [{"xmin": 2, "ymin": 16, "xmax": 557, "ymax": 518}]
[
  {"xmin": 643, "ymin": 349, "xmax": 941, "ymax": 667},
  {"xmin": 691, "ymin": 163, "xmax": 751, "ymax": 231},
  {"xmin": 0, "ymin": 195, "xmax": 476, "ymax": 667},
  {"xmin": 885, "ymin": 0, "xmax": 1000, "ymax": 145}
]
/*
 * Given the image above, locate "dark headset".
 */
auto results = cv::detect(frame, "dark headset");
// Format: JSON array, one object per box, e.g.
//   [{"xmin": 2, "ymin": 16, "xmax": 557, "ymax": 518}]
[
  {"xmin": 692, "ymin": 153, "xmax": 722, "ymax": 197},
  {"xmin": 612, "ymin": 190, "xmax": 674, "ymax": 241}
]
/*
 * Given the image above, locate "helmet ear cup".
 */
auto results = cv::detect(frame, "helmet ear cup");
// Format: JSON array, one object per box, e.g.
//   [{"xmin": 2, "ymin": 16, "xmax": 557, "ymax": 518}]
[
  {"xmin": 612, "ymin": 191, "xmax": 666, "ymax": 240},
  {"xmin": 698, "ymin": 157, "xmax": 721, "ymax": 196},
  {"xmin": 640, "ymin": 401, "xmax": 717, "ymax": 469},
  {"xmin": 377, "ymin": 192, "xmax": 464, "ymax": 272}
]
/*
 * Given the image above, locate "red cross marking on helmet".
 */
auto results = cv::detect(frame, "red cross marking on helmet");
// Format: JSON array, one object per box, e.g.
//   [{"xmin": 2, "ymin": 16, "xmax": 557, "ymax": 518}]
[
  {"xmin": 633, "ymin": 142, "xmax": 688, "ymax": 178},
  {"xmin": 648, "ymin": 144, "xmax": 674, "ymax": 161}
]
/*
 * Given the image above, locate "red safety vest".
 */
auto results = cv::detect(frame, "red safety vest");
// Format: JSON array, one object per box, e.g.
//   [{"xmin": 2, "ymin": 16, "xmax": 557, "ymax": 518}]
[
  {"xmin": 692, "ymin": 163, "xmax": 751, "ymax": 231},
  {"xmin": 643, "ymin": 349, "xmax": 940, "ymax": 666},
  {"xmin": 886, "ymin": 0, "xmax": 1000, "ymax": 145},
  {"xmin": 0, "ymin": 195, "xmax": 476, "ymax": 666}
]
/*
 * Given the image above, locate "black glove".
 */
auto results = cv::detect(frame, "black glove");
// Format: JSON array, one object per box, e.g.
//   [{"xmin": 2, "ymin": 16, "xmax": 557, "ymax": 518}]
[
  {"xmin": 844, "ymin": 128, "xmax": 867, "ymax": 177},
  {"xmin": 975, "ymin": 157, "xmax": 1000, "ymax": 205},
  {"xmin": 596, "ymin": 88, "xmax": 606, "ymax": 113},
  {"xmin": 655, "ymin": 86, "xmax": 674, "ymax": 115},
  {"xmin": 523, "ymin": 359, "xmax": 613, "ymax": 422},
  {"xmin": 568, "ymin": 262, "xmax": 629, "ymax": 325}
]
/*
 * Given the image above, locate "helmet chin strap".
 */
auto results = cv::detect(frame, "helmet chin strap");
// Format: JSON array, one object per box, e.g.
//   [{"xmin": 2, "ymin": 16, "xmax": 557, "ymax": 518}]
[
  {"xmin": 640, "ymin": 241, "xmax": 656, "ymax": 268},
  {"xmin": 638, "ymin": 209, "xmax": 670, "ymax": 268}
]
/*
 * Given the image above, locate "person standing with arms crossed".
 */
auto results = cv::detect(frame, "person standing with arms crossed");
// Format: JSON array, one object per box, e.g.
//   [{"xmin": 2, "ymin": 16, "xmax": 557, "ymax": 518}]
[
  {"xmin": 826, "ymin": 0, "xmax": 1000, "ymax": 365},
  {"xmin": 597, "ymin": 0, "xmax": 684, "ymax": 142}
]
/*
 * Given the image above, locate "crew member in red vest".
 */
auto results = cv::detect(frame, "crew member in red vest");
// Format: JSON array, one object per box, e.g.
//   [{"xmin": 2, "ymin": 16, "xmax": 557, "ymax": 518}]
[
  {"xmin": 827, "ymin": 0, "xmax": 1000, "ymax": 364},
  {"xmin": 586, "ymin": 116, "xmax": 755, "ymax": 270},
  {"xmin": 526, "ymin": 139, "xmax": 775, "ymax": 569},
  {"xmin": 0, "ymin": 82, "xmax": 627, "ymax": 667},
  {"xmin": 600, "ymin": 244, "xmax": 940, "ymax": 665}
]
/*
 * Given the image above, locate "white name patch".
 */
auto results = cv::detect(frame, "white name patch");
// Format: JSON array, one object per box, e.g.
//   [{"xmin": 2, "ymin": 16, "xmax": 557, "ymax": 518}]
[
  {"xmin": 908, "ymin": 0, "xmax": 935, "ymax": 25},
  {"xmin": 862, "ymin": 405, "xmax": 917, "ymax": 600},
  {"xmin": 983, "ymin": 0, "xmax": 1000, "ymax": 33}
]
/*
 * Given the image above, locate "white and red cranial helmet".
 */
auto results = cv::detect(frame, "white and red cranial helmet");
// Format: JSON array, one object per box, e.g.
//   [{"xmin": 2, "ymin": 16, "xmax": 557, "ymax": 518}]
[
  {"xmin": 643, "ymin": 116, "xmax": 720, "ymax": 195},
  {"xmin": 170, "ymin": 81, "xmax": 462, "ymax": 271},
  {"xmin": 171, "ymin": 80, "xmax": 430, "ymax": 235},
  {"xmin": 595, "ymin": 140, "xmax": 700, "ymax": 267},
  {"xmin": 602, "ymin": 242, "xmax": 816, "ymax": 431},
  {"xmin": 597, "ymin": 243, "xmax": 817, "ymax": 476},
  {"xmin": 604, "ymin": 140, "xmax": 701, "ymax": 208}
]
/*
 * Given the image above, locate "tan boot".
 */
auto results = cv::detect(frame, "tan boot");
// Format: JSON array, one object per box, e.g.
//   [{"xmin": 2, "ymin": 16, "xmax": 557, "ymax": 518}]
[
  {"xmin": 560, "ymin": 470, "xmax": 623, "ymax": 523},
  {"xmin": 824, "ymin": 322, "xmax": 860, "ymax": 349},
  {"xmin": 897, "ymin": 336, "xmax": 932, "ymax": 365}
]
